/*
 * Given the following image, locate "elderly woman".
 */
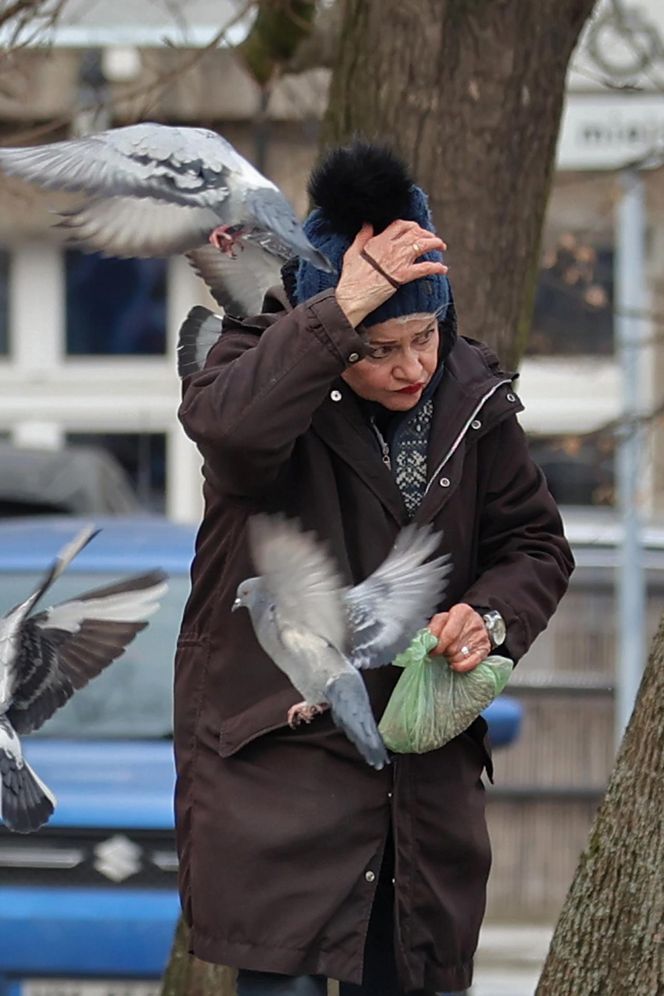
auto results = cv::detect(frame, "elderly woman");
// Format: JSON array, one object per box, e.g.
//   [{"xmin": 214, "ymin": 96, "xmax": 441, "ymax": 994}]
[{"xmin": 175, "ymin": 143, "xmax": 573, "ymax": 996}]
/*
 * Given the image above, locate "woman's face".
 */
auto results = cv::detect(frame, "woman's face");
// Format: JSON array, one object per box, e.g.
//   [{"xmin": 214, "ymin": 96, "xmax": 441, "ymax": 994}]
[{"xmin": 341, "ymin": 313, "xmax": 440, "ymax": 411}]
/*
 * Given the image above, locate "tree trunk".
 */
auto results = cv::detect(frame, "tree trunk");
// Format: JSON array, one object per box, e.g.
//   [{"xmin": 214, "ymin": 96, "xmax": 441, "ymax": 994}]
[
  {"xmin": 322, "ymin": 0, "xmax": 596, "ymax": 368},
  {"xmin": 160, "ymin": 918, "xmax": 237, "ymax": 996},
  {"xmin": 536, "ymin": 617, "xmax": 664, "ymax": 995}
]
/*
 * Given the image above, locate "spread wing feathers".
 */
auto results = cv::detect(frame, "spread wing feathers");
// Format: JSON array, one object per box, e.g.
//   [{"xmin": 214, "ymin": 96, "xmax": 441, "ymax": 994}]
[
  {"xmin": 7, "ymin": 571, "xmax": 168, "ymax": 735},
  {"xmin": 56, "ymin": 197, "xmax": 219, "ymax": 257},
  {"xmin": 0, "ymin": 123, "xmax": 259, "ymax": 209},
  {"xmin": 177, "ymin": 306, "xmax": 224, "ymax": 378},
  {"xmin": 346, "ymin": 524, "xmax": 452, "ymax": 670},
  {"xmin": 10, "ymin": 525, "xmax": 99, "ymax": 625},
  {"xmin": 0, "ymin": 719, "xmax": 56, "ymax": 833},
  {"xmin": 248, "ymin": 514, "xmax": 348, "ymax": 651},
  {"xmin": 186, "ymin": 241, "xmax": 283, "ymax": 315},
  {"xmin": 325, "ymin": 671, "xmax": 390, "ymax": 770}
]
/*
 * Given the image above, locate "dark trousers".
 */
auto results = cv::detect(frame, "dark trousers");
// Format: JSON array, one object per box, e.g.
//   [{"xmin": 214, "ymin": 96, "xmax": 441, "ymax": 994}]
[{"xmin": 236, "ymin": 832, "xmax": 465, "ymax": 996}]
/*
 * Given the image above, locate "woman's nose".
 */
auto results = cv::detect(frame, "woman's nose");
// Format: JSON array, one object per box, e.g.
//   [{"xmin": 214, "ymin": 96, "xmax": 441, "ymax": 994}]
[{"xmin": 394, "ymin": 349, "xmax": 423, "ymax": 380}]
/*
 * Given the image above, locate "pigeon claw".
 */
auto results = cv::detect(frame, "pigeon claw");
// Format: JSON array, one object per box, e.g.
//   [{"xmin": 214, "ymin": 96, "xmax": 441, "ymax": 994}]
[
  {"xmin": 287, "ymin": 701, "xmax": 328, "ymax": 728},
  {"xmin": 208, "ymin": 224, "xmax": 246, "ymax": 256}
]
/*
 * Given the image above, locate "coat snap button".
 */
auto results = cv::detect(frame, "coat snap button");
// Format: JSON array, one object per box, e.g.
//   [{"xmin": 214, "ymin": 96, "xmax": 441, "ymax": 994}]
[
  {"xmin": 471, "ymin": 419, "xmax": 482, "ymax": 430},
  {"xmin": 330, "ymin": 390, "xmax": 342, "ymax": 402},
  {"xmin": 347, "ymin": 352, "xmax": 360, "ymax": 363},
  {"xmin": 439, "ymin": 477, "xmax": 450, "ymax": 488},
  {"xmin": 506, "ymin": 393, "xmax": 516, "ymax": 402},
  {"xmin": 365, "ymin": 870, "xmax": 376, "ymax": 883}
]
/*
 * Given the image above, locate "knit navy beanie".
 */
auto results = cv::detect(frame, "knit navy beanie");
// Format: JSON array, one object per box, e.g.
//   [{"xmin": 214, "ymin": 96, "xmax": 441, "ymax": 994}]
[{"xmin": 295, "ymin": 141, "xmax": 450, "ymax": 327}]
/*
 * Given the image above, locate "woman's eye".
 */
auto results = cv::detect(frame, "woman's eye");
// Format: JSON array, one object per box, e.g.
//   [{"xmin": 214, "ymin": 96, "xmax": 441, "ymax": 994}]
[
  {"xmin": 367, "ymin": 345, "xmax": 392, "ymax": 360},
  {"xmin": 414, "ymin": 328, "xmax": 435, "ymax": 346}
]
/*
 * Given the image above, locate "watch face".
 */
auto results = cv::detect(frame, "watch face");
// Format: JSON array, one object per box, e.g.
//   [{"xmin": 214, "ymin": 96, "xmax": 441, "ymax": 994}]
[{"xmin": 485, "ymin": 611, "xmax": 506, "ymax": 646}]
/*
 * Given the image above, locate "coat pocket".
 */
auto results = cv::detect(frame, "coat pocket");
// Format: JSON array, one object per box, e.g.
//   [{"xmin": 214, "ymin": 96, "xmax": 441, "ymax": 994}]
[{"xmin": 217, "ymin": 686, "xmax": 298, "ymax": 757}]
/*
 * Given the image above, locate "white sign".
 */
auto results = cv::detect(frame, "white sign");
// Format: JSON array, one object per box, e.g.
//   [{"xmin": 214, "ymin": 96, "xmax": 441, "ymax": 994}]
[{"xmin": 556, "ymin": 94, "xmax": 664, "ymax": 169}]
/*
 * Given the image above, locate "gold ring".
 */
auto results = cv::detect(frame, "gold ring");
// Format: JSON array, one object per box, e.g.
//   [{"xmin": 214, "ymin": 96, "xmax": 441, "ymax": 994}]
[{"xmin": 412, "ymin": 242, "xmax": 421, "ymax": 254}]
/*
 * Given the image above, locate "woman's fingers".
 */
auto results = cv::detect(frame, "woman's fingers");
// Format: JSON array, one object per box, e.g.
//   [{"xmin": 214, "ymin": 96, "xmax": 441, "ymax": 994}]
[
  {"xmin": 335, "ymin": 218, "xmax": 448, "ymax": 326},
  {"xmin": 412, "ymin": 260, "xmax": 448, "ymax": 278},
  {"xmin": 350, "ymin": 222, "xmax": 375, "ymax": 254},
  {"xmin": 428, "ymin": 604, "xmax": 491, "ymax": 673}
]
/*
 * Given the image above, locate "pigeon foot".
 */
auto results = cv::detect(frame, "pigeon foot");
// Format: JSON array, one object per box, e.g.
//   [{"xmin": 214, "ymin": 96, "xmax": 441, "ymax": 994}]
[
  {"xmin": 208, "ymin": 224, "xmax": 245, "ymax": 255},
  {"xmin": 288, "ymin": 701, "xmax": 328, "ymax": 728}
]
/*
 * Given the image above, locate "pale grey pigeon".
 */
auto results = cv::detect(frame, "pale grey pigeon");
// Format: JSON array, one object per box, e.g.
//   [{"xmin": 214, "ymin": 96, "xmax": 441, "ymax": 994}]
[
  {"xmin": 233, "ymin": 515, "xmax": 451, "ymax": 770},
  {"xmin": 0, "ymin": 122, "xmax": 332, "ymax": 306},
  {"xmin": 0, "ymin": 525, "xmax": 168, "ymax": 833}
]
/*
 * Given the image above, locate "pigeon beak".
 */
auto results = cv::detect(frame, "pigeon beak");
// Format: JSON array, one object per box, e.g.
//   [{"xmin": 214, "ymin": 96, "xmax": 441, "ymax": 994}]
[
  {"xmin": 231, "ymin": 597, "xmax": 241, "ymax": 612},
  {"xmin": 314, "ymin": 249, "xmax": 335, "ymax": 274}
]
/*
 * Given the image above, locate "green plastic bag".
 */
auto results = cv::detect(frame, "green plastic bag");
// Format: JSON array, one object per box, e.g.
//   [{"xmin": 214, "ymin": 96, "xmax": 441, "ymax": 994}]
[{"xmin": 378, "ymin": 628, "xmax": 514, "ymax": 754}]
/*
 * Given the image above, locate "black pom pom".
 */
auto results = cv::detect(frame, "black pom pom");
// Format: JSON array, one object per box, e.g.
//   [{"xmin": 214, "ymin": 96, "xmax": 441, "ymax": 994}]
[{"xmin": 308, "ymin": 140, "xmax": 414, "ymax": 237}]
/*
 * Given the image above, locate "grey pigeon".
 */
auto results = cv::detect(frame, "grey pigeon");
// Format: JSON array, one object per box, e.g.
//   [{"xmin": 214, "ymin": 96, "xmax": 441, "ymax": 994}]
[
  {"xmin": 0, "ymin": 525, "xmax": 168, "ymax": 833},
  {"xmin": 233, "ymin": 515, "xmax": 451, "ymax": 770},
  {"xmin": 0, "ymin": 122, "xmax": 332, "ymax": 305}
]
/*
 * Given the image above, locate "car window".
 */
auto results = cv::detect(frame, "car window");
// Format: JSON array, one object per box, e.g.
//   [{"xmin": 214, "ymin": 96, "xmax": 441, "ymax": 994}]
[{"xmin": 0, "ymin": 572, "xmax": 189, "ymax": 738}]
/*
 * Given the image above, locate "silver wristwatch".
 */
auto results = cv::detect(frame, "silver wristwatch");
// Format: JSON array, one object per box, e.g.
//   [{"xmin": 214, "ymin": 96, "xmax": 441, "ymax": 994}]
[{"xmin": 482, "ymin": 610, "xmax": 506, "ymax": 648}]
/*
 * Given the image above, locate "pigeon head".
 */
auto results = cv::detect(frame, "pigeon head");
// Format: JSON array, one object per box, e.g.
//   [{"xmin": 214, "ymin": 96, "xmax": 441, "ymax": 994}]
[
  {"xmin": 245, "ymin": 188, "xmax": 333, "ymax": 273},
  {"xmin": 232, "ymin": 576, "xmax": 266, "ymax": 615}
]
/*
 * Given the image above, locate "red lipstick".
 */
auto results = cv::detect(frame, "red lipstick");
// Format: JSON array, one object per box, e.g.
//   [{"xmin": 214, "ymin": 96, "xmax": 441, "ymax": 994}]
[{"xmin": 398, "ymin": 383, "xmax": 424, "ymax": 394}]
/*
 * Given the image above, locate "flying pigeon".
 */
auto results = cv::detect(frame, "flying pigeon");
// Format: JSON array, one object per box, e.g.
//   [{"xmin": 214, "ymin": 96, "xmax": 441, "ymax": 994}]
[
  {"xmin": 0, "ymin": 122, "xmax": 332, "ymax": 307},
  {"xmin": 0, "ymin": 525, "xmax": 168, "ymax": 833},
  {"xmin": 233, "ymin": 515, "xmax": 451, "ymax": 770}
]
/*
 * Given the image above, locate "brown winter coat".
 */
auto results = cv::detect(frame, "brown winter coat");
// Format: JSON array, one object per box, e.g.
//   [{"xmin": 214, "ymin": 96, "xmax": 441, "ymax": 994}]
[{"xmin": 174, "ymin": 287, "xmax": 574, "ymax": 993}]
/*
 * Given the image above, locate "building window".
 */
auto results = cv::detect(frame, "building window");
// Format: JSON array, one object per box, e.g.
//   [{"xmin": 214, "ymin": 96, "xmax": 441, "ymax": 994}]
[
  {"xmin": 67, "ymin": 432, "xmax": 166, "ymax": 514},
  {"xmin": 65, "ymin": 250, "xmax": 167, "ymax": 355},
  {"xmin": 527, "ymin": 233, "xmax": 613, "ymax": 357},
  {"xmin": 529, "ymin": 432, "xmax": 615, "ymax": 507},
  {"xmin": 0, "ymin": 249, "xmax": 9, "ymax": 356}
]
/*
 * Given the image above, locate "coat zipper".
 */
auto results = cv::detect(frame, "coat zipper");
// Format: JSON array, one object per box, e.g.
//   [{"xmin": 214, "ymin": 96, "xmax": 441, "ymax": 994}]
[
  {"xmin": 423, "ymin": 377, "xmax": 513, "ymax": 499},
  {"xmin": 370, "ymin": 419, "xmax": 392, "ymax": 469}
]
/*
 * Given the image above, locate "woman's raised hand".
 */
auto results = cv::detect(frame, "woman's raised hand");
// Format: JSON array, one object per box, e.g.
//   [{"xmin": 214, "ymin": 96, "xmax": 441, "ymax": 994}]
[{"xmin": 335, "ymin": 221, "xmax": 447, "ymax": 327}]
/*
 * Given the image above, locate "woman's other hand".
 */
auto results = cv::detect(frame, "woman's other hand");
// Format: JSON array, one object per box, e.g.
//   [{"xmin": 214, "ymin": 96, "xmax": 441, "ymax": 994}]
[
  {"xmin": 335, "ymin": 221, "xmax": 447, "ymax": 327},
  {"xmin": 427, "ymin": 603, "xmax": 491, "ymax": 673}
]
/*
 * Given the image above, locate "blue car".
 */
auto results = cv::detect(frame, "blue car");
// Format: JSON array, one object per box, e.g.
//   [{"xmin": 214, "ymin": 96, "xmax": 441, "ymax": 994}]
[{"xmin": 0, "ymin": 516, "xmax": 521, "ymax": 996}]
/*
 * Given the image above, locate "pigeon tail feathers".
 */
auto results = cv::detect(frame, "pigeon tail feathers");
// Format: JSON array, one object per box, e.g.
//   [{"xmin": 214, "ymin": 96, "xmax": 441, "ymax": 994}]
[
  {"xmin": 325, "ymin": 671, "xmax": 390, "ymax": 771},
  {"xmin": 176, "ymin": 306, "xmax": 224, "ymax": 377},
  {"xmin": 0, "ymin": 747, "xmax": 56, "ymax": 833}
]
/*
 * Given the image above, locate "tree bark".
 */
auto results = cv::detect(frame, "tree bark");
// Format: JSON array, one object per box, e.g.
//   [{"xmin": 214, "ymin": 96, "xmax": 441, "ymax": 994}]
[
  {"xmin": 536, "ymin": 617, "xmax": 664, "ymax": 995},
  {"xmin": 322, "ymin": 0, "xmax": 596, "ymax": 369},
  {"xmin": 160, "ymin": 918, "xmax": 237, "ymax": 996}
]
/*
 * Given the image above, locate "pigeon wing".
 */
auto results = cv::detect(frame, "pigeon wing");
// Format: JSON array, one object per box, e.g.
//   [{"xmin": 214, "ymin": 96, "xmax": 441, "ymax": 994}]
[
  {"xmin": 186, "ymin": 241, "xmax": 284, "ymax": 315},
  {"xmin": 325, "ymin": 670, "xmax": 390, "ymax": 770},
  {"xmin": 346, "ymin": 524, "xmax": 451, "ymax": 670},
  {"xmin": 0, "ymin": 123, "xmax": 256, "ymax": 209},
  {"xmin": 248, "ymin": 514, "xmax": 347, "ymax": 650},
  {"xmin": 7, "ymin": 525, "xmax": 99, "ymax": 626},
  {"xmin": 55, "ymin": 196, "xmax": 219, "ymax": 257},
  {"xmin": 7, "ymin": 570, "xmax": 168, "ymax": 734}
]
